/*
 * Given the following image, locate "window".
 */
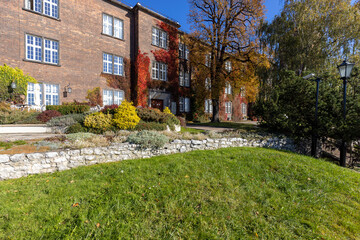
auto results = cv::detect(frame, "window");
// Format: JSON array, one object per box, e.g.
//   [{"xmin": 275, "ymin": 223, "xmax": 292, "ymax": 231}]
[
  {"xmin": 205, "ymin": 78, "xmax": 211, "ymax": 90},
  {"xmin": 180, "ymin": 68, "xmax": 190, "ymax": 87},
  {"xmin": 25, "ymin": 0, "xmax": 58, "ymax": 18},
  {"xmin": 225, "ymin": 61, "xmax": 232, "ymax": 72},
  {"xmin": 152, "ymin": 27, "xmax": 167, "ymax": 48},
  {"xmin": 241, "ymin": 87, "xmax": 246, "ymax": 97},
  {"xmin": 152, "ymin": 61, "xmax": 167, "ymax": 81},
  {"xmin": 180, "ymin": 97, "xmax": 190, "ymax": 113},
  {"xmin": 103, "ymin": 89, "xmax": 124, "ymax": 106},
  {"xmin": 185, "ymin": 98, "xmax": 190, "ymax": 112},
  {"xmin": 45, "ymin": 83, "xmax": 59, "ymax": 105},
  {"xmin": 26, "ymin": 83, "xmax": 49, "ymax": 106},
  {"xmin": 225, "ymin": 82, "xmax": 232, "ymax": 95},
  {"xmin": 26, "ymin": 34, "xmax": 59, "ymax": 64},
  {"xmin": 225, "ymin": 102, "xmax": 232, "ymax": 114},
  {"xmin": 184, "ymin": 72, "xmax": 190, "ymax": 87},
  {"xmin": 103, "ymin": 14, "xmax": 124, "ymax": 39},
  {"xmin": 242, "ymin": 103, "xmax": 247, "ymax": 115},
  {"xmin": 205, "ymin": 99, "xmax": 213, "ymax": 113},
  {"xmin": 103, "ymin": 53, "xmax": 124, "ymax": 75},
  {"xmin": 179, "ymin": 43, "xmax": 189, "ymax": 60},
  {"xmin": 179, "ymin": 70, "xmax": 184, "ymax": 86},
  {"xmin": 205, "ymin": 53, "xmax": 211, "ymax": 67},
  {"xmin": 27, "ymin": 83, "xmax": 35, "ymax": 106}
]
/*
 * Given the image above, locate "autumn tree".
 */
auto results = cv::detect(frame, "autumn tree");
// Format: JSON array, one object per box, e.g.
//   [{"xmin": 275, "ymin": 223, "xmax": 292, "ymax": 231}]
[{"xmin": 188, "ymin": 0, "xmax": 265, "ymax": 122}]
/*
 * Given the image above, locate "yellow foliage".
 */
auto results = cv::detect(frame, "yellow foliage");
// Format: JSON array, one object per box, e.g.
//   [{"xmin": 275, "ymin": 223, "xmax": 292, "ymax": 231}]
[
  {"xmin": 84, "ymin": 112, "xmax": 112, "ymax": 129},
  {"xmin": 113, "ymin": 100, "xmax": 140, "ymax": 130},
  {"xmin": 163, "ymin": 107, "xmax": 172, "ymax": 115}
]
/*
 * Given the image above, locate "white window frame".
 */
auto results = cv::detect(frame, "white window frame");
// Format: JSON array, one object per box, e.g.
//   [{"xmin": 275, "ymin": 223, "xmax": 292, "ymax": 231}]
[
  {"xmin": 225, "ymin": 82, "xmax": 232, "ymax": 95},
  {"xmin": 26, "ymin": 34, "xmax": 59, "ymax": 65},
  {"xmin": 152, "ymin": 27, "xmax": 167, "ymax": 49},
  {"xmin": 205, "ymin": 99, "xmax": 213, "ymax": 113},
  {"xmin": 44, "ymin": 83, "xmax": 59, "ymax": 105},
  {"xmin": 205, "ymin": 78, "xmax": 211, "ymax": 90},
  {"xmin": 225, "ymin": 61, "xmax": 232, "ymax": 72},
  {"xmin": 44, "ymin": 39, "xmax": 59, "ymax": 64},
  {"xmin": 241, "ymin": 87, "xmax": 246, "ymax": 97},
  {"xmin": 25, "ymin": 0, "xmax": 58, "ymax": 18},
  {"xmin": 103, "ymin": 53, "xmax": 124, "ymax": 76},
  {"xmin": 152, "ymin": 61, "xmax": 167, "ymax": 81},
  {"xmin": 205, "ymin": 53, "xmax": 211, "ymax": 67},
  {"xmin": 179, "ymin": 97, "xmax": 184, "ymax": 112},
  {"xmin": 242, "ymin": 103, "xmax": 247, "ymax": 115},
  {"xmin": 225, "ymin": 101, "xmax": 232, "ymax": 114},
  {"xmin": 27, "ymin": 82, "xmax": 36, "ymax": 106},
  {"xmin": 103, "ymin": 89, "xmax": 124, "ymax": 106},
  {"xmin": 179, "ymin": 70, "xmax": 184, "ymax": 86},
  {"xmin": 179, "ymin": 43, "xmax": 184, "ymax": 59},
  {"xmin": 103, "ymin": 14, "xmax": 124, "ymax": 40}
]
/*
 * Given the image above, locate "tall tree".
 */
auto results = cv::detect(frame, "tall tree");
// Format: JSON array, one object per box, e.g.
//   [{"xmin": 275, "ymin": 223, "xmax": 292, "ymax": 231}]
[{"xmin": 188, "ymin": 0, "xmax": 265, "ymax": 122}]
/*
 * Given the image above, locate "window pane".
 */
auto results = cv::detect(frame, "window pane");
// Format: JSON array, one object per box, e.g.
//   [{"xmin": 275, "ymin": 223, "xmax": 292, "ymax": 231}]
[
  {"xmin": 114, "ymin": 18, "xmax": 123, "ymax": 39},
  {"xmin": 103, "ymin": 53, "xmax": 112, "ymax": 74},
  {"xmin": 114, "ymin": 56, "xmax": 123, "ymax": 76},
  {"xmin": 103, "ymin": 14, "xmax": 113, "ymax": 36},
  {"xmin": 44, "ymin": 0, "xmax": 58, "ymax": 18}
]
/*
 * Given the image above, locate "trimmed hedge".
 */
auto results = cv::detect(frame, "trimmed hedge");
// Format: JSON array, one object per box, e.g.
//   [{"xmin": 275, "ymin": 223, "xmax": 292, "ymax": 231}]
[
  {"xmin": 46, "ymin": 104, "xmax": 90, "ymax": 115},
  {"xmin": 137, "ymin": 108, "xmax": 180, "ymax": 129}
]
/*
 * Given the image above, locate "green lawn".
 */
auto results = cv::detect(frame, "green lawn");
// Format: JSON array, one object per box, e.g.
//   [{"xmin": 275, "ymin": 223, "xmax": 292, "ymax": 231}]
[
  {"xmin": 1, "ymin": 148, "xmax": 360, "ymax": 239},
  {"xmin": 180, "ymin": 126, "xmax": 205, "ymax": 133}
]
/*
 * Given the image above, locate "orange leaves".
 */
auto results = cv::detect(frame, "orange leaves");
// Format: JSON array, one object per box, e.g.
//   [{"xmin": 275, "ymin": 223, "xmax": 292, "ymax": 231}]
[{"xmin": 136, "ymin": 50, "xmax": 151, "ymax": 107}]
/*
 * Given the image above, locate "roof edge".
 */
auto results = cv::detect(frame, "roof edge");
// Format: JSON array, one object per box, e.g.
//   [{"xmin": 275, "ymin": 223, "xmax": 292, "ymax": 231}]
[
  {"xmin": 104, "ymin": 0, "xmax": 133, "ymax": 11},
  {"xmin": 134, "ymin": 3, "xmax": 181, "ymax": 28}
]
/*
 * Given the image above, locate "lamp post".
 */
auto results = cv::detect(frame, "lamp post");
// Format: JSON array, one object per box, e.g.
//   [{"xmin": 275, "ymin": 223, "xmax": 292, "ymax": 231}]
[
  {"xmin": 303, "ymin": 73, "xmax": 320, "ymax": 158},
  {"xmin": 337, "ymin": 59, "xmax": 355, "ymax": 167},
  {"xmin": 9, "ymin": 81, "xmax": 17, "ymax": 102}
]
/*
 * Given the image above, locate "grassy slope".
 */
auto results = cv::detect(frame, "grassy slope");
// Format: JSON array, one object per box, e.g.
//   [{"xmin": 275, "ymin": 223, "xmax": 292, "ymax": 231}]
[{"xmin": 0, "ymin": 148, "xmax": 359, "ymax": 239}]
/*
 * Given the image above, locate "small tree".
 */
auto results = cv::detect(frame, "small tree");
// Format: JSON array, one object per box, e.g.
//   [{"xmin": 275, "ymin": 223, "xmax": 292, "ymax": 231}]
[
  {"xmin": 86, "ymin": 87, "xmax": 102, "ymax": 106},
  {"xmin": 0, "ymin": 64, "xmax": 37, "ymax": 103}
]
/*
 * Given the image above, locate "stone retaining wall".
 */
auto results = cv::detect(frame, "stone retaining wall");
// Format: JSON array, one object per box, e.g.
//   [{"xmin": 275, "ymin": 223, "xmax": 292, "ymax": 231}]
[{"xmin": 0, "ymin": 137, "xmax": 306, "ymax": 180}]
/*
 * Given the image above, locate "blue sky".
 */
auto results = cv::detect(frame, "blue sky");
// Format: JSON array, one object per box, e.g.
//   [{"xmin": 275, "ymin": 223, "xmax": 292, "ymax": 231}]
[{"xmin": 123, "ymin": 0, "xmax": 284, "ymax": 32}]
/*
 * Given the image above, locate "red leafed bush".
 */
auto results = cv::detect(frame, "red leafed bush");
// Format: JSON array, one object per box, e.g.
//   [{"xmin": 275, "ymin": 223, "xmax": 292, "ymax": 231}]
[
  {"xmin": 36, "ymin": 110, "xmax": 62, "ymax": 123},
  {"xmin": 101, "ymin": 104, "xmax": 119, "ymax": 115}
]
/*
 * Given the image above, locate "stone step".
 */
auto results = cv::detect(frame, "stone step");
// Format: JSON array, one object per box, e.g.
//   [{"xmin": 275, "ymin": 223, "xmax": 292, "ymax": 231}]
[{"xmin": 0, "ymin": 125, "xmax": 52, "ymax": 134}]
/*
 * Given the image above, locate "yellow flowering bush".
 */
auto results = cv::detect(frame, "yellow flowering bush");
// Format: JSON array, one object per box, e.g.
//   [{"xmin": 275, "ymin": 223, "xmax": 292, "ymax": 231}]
[
  {"xmin": 84, "ymin": 112, "xmax": 112, "ymax": 130},
  {"xmin": 113, "ymin": 100, "xmax": 140, "ymax": 130},
  {"xmin": 163, "ymin": 107, "xmax": 172, "ymax": 115}
]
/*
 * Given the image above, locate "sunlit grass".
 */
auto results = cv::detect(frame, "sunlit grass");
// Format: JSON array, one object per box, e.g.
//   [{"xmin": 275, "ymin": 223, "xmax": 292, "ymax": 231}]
[{"xmin": 0, "ymin": 147, "xmax": 359, "ymax": 239}]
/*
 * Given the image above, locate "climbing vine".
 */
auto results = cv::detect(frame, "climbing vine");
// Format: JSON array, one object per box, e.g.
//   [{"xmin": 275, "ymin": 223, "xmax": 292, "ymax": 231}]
[
  {"xmin": 101, "ymin": 57, "xmax": 131, "ymax": 101},
  {"xmin": 150, "ymin": 21, "xmax": 180, "ymax": 100},
  {"xmin": 135, "ymin": 50, "xmax": 151, "ymax": 107}
]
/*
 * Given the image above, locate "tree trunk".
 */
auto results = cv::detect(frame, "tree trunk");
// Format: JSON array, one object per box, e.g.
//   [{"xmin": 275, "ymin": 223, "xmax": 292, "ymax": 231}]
[{"xmin": 211, "ymin": 99, "xmax": 220, "ymax": 122}]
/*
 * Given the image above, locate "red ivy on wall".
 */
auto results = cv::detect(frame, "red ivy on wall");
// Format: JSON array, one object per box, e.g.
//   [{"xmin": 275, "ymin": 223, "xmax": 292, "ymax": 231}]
[
  {"xmin": 136, "ymin": 50, "xmax": 151, "ymax": 107},
  {"xmin": 150, "ymin": 21, "xmax": 180, "ymax": 100}
]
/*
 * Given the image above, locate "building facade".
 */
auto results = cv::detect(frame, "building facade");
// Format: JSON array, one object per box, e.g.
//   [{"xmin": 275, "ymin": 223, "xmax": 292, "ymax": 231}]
[{"xmin": 0, "ymin": 0, "xmax": 248, "ymax": 120}]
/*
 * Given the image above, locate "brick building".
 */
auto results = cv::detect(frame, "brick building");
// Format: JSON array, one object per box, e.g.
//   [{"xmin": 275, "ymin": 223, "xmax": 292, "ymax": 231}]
[{"xmin": 0, "ymin": 0, "xmax": 248, "ymax": 120}]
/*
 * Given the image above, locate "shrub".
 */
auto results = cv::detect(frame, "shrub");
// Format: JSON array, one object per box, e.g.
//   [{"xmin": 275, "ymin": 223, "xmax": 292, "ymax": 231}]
[
  {"xmin": 84, "ymin": 112, "xmax": 112, "ymax": 130},
  {"xmin": 113, "ymin": 100, "xmax": 140, "ymax": 130},
  {"xmin": 134, "ymin": 121, "xmax": 167, "ymax": 131},
  {"xmin": 137, "ymin": 107, "xmax": 180, "ymax": 129},
  {"xmin": 86, "ymin": 87, "xmax": 102, "ymax": 106},
  {"xmin": 127, "ymin": 130, "xmax": 169, "ymax": 149},
  {"xmin": 66, "ymin": 123, "xmax": 87, "ymax": 134},
  {"xmin": 101, "ymin": 104, "xmax": 119, "ymax": 115},
  {"xmin": 0, "ymin": 64, "xmax": 37, "ymax": 102},
  {"xmin": 34, "ymin": 141, "xmax": 62, "ymax": 150},
  {"xmin": 66, "ymin": 132, "xmax": 96, "ymax": 142},
  {"xmin": 36, "ymin": 110, "xmax": 62, "ymax": 123},
  {"xmin": 177, "ymin": 116, "xmax": 186, "ymax": 127},
  {"xmin": 137, "ymin": 108, "xmax": 162, "ymax": 122},
  {"xmin": 0, "ymin": 109, "xmax": 41, "ymax": 124},
  {"xmin": 46, "ymin": 104, "xmax": 90, "ymax": 115},
  {"xmin": 163, "ymin": 107, "xmax": 172, "ymax": 114},
  {"xmin": 46, "ymin": 113, "xmax": 87, "ymax": 128}
]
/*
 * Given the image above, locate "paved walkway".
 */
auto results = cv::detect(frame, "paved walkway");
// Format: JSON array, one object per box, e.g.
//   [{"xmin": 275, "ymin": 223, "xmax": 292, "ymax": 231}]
[
  {"xmin": 186, "ymin": 121, "xmax": 259, "ymax": 132},
  {"xmin": 0, "ymin": 133, "xmax": 60, "ymax": 141}
]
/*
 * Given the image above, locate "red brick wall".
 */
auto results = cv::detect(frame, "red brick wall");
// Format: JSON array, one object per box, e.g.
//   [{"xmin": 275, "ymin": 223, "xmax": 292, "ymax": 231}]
[{"xmin": 0, "ymin": 0, "xmax": 132, "ymax": 103}]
